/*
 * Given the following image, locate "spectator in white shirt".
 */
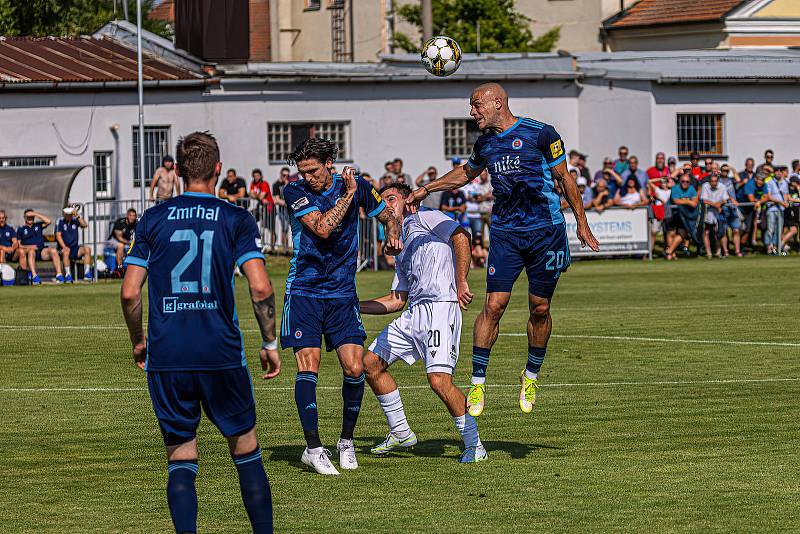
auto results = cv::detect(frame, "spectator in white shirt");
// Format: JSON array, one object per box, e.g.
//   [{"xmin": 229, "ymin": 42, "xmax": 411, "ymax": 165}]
[
  {"xmin": 700, "ymin": 171, "xmax": 733, "ymax": 258},
  {"xmin": 614, "ymin": 177, "xmax": 649, "ymax": 209}
]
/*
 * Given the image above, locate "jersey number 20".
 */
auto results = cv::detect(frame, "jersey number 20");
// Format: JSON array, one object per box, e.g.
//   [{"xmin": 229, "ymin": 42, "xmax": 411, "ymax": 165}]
[{"xmin": 170, "ymin": 229, "xmax": 214, "ymax": 294}]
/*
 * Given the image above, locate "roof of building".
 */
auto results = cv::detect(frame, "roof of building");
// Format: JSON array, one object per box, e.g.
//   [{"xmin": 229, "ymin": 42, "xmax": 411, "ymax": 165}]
[
  {"xmin": 608, "ymin": 0, "xmax": 746, "ymax": 28},
  {"xmin": 0, "ymin": 35, "xmax": 206, "ymax": 87},
  {"xmin": 216, "ymin": 49, "xmax": 800, "ymax": 85}
]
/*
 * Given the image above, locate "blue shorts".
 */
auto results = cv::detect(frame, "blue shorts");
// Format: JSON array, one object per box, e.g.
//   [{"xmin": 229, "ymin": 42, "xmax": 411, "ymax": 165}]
[
  {"xmin": 486, "ymin": 224, "xmax": 570, "ymax": 298},
  {"xmin": 720, "ymin": 206, "xmax": 742, "ymax": 231},
  {"xmin": 147, "ymin": 367, "xmax": 256, "ymax": 446},
  {"xmin": 280, "ymin": 295, "xmax": 367, "ymax": 351},
  {"xmin": 58, "ymin": 246, "xmax": 80, "ymax": 261}
]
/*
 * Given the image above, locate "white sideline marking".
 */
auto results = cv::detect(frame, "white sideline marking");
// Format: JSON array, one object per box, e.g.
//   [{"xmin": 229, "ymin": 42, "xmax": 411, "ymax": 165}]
[
  {"xmin": 1, "ymin": 325, "xmax": 798, "ymax": 348},
  {"xmin": 1, "ymin": 377, "xmax": 799, "ymax": 393}
]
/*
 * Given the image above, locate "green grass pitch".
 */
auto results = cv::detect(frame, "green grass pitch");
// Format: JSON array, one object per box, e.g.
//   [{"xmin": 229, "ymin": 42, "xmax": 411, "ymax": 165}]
[{"xmin": 1, "ymin": 256, "xmax": 799, "ymax": 533}]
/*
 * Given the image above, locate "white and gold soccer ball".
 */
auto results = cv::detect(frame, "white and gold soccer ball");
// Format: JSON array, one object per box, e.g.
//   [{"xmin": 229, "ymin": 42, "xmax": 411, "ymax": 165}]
[{"xmin": 420, "ymin": 35, "xmax": 462, "ymax": 77}]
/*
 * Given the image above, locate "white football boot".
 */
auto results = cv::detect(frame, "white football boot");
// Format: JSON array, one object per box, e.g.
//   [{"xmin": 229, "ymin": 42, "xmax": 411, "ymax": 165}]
[
  {"xmin": 301, "ymin": 447, "xmax": 340, "ymax": 475},
  {"xmin": 337, "ymin": 439, "xmax": 359, "ymax": 470}
]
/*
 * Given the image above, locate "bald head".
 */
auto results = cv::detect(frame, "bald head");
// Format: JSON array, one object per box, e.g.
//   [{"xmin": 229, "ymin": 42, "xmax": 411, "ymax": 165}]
[{"xmin": 470, "ymin": 82, "xmax": 514, "ymax": 132}]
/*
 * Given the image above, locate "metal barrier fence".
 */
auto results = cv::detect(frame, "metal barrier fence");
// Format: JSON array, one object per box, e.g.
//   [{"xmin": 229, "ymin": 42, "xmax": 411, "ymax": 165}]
[{"xmin": 82, "ymin": 197, "xmax": 381, "ymax": 275}]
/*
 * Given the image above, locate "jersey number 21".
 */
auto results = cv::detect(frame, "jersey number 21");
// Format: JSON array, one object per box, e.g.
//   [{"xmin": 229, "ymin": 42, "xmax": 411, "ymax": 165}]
[{"xmin": 170, "ymin": 229, "xmax": 214, "ymax": 294}]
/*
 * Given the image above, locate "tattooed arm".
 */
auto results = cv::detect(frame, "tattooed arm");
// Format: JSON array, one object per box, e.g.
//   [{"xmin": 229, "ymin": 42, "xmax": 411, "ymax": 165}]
[
  {"xmin": 242, "ymin": 259, "xmax": 281, "ymax": 380},
  {"xmin": 298, "ymin": 167, "xmax": 358, "ymax": 239},
  {"xmin": 376, "ymin": 206, "xmax": 402, "ymax": 255},
  {"xmin": 551, "ymin": 159, "xmax": 601, "ymax": 252}
]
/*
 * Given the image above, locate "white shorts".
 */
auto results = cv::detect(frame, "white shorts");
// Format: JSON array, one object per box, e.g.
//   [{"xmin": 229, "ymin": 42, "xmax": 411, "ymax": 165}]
[{"xmin": 368, "ymin": 301, "xmax": 462, "ymax": 374}]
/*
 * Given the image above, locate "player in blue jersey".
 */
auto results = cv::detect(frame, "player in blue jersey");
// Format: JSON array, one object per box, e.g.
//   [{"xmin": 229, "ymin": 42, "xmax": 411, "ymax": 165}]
[
  {"xmin": 408, "ymin": 82, "xmax": 600, "ymax": 418},
  {"xmin": 121, "ymin": 132, "xmax": 280, "ymax": 534},
  {"xmin": 282, "ymin": 138, "xmax": 402, "ymax": 475},
  {"xmin": 55, "ymin": 205, "xmax": 93, "ymax": 282}
]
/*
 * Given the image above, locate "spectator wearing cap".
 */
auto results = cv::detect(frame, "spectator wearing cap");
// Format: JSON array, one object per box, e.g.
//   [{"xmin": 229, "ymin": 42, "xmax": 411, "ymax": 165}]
[
  {"xmin": 756, "ymin": 149, "xmax": 775, "ymax": 176},
  {"xmin": 665, "ymin": 176, "xmax": 700, "ymax": 261},
  {"xmin": 17, "ymin": 208, "xmax": 64, "ymax": 284},
  {"xmin": 647, "ymin": 152, "xmax": 671, "ymax": 183},
  {"xmin": 218, "ymin": 168, "xmax": 246, "ymax": 206},
  {"xmin": 591, "ymin": 178, "xmax": 614, "ymax": 213},
  {"xmin": 613, "ymin": 146, "xmax": 630, "ymax": 175},
  {"xmin": 687, "ymin": 152, "xmax": 704, "ymax": 179},
  {"xmin": 781, "ymin": 177, "xmax": 800, "ymax": 253},
  {"xmin": 667, "ymin": 156, "xmax": 679, "ymax": 178},
  {"xmin": 0, "ymin": 209, "xmax": 18, "ymax": 265},
  {"xmin": 614, "ymin": 176, "xmax": 649, "ymax": 209},
  {"xmin": 55, "ymin": 205, "xmax": 93, "ymax": 282},
  {"xmin": 764, "ymin": 167, "xmax": 789, "ymax": 255},
  {"xmin": 577, "ymin": 176, "xmax": 593, "ymax": 209},
  {"xmin": 149, "ymin": 155, "xmax": 180, "ymax": 203},
  {"xmin": 621, "ymin": 156, "xmax": 648, "ymax": 190}
]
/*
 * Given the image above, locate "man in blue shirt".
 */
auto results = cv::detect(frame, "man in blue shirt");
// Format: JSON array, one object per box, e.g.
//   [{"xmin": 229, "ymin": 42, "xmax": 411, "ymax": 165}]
[
  {"xmin": 282, "ymin": 137, "xmax": 401, "ymax": 475},
  {"xmin": 17, "ymin": 209, "xmax": 64, "ymax": 284},
  {"xmin": 121, "ymin": 132, "xmax": 280, "ymax": 534},
  {"xmin": 407, "ymin": 82, "xmax": 599, "ymax": 419},
  {"xmin": 0, "ymin": 210, "xmax": 18, "ymax": 265},
  {"xmin": 664, "ymin": 177, "xmax": 700, "ymax": 260},
  {"xmin": 55, "ymin": 206, "xmax": 93, "ymax": 282}
]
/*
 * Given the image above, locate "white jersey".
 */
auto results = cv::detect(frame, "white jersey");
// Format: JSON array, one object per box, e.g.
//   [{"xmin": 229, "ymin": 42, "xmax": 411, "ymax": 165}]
[{"xmin": 391, "ymin": 209, "xmax": 459, "ymax": 307}]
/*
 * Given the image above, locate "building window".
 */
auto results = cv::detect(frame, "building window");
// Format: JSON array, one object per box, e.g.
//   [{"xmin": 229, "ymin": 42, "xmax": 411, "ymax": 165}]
[
  {"xmin": 94, "ymin": 151, "xmax": 113, "ymax": 198},
  {"xmin": 132, "ymin": 126, "xmax": 170, "ymax": 187},
  {"xmin": 677, "ymin": 113, "xmax": 725, "ymax": 157},
  {"xmin": 304, "ymin": 0, "xmax": 321, "ymax": 10},
  {"xmin": 444, "ymin": 119, "xmax": 482, "ymax": 159},
  {"xmin": 267, "ymin": 122, "xmax": 350, "ymax": 163},
  {"xmin": 0, "ymin": 156, "xmax": 56, "ymax": 167}
]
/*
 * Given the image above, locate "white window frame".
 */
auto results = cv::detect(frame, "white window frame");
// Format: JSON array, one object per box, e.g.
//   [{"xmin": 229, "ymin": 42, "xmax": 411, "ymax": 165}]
[
  {"xmin": 267, "ymin": 121, "xmax": 351, "ymax": 164},
  {"xmin": 444, "ymin": 118, "xmax": 482, "ymax": 159},
  {"xmin": 132, "ymin": 125, "xmax": 171, "ymax": 188},
  {"xmin": 93, "ymin": 151, "xmax": 113, "ymax": 199}
]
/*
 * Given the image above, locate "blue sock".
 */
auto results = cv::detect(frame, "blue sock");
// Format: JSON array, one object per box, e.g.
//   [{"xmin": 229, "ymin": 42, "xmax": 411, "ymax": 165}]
[
  {"xmin": 233, "ymin": 447, "xmax": 273, "ymax": 534},
  {"xmin": 341, "ymin": 373, "xmax": 365, "ymax": 440},
  {"xmin": 166, "ymin": 460, "xmax": 198, "ymax": 534},
  {"xmin": 472, "ymin": 346, "xmax": 491, "ymax": 382},
  {"xmin": 526, "ymin": 346, "xmax": 546, "ymax": 378},
  {"xmin": 295, "ymin": 371, "xmax": 322, "ymax": 449}
]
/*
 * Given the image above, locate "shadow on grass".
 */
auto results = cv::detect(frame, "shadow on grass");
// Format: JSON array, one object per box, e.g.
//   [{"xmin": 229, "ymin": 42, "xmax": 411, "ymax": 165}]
[{"xmin": 357, "ymin": 437, "xmax": 564, "ymax": 459}]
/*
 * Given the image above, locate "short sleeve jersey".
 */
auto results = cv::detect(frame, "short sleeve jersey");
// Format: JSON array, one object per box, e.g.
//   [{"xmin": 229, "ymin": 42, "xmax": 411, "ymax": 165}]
[
  {"xmin": 110, "ymin": 217, "xmax": 136, "ymax": 241},
  {"xmin": 282, "ymin": 174, "xmax": 385, "ymax": 298},
  {"xmin": 467, "ymin": 117, "xmax": 565, "ymax": 231},
  {"xmin": 0, "ymin": 224, "xmax": 15, "ymax": 247},
  {"xmin": 391, "ymin": 209, "xmax": 459, "ymax": 307},
  {"xmin": 17, "ymin": 222, "xmax": 45, "ymax": 248},
  {"xmin": 670, "ymin": 185, "xmax": 698, "ymax": 203},
  {"xmin": 124, "ymin": 192, "xmax": 264, "ymax": 371},
  {"xmin": 56, "ymin": 218, "xmax": 81, "ymax": 249}
]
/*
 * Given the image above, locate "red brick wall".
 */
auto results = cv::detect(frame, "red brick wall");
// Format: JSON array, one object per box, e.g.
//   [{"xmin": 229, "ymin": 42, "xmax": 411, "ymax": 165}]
[{"xmin": 249, "ymin": 0, "xmax": 271, "ymax": 62}]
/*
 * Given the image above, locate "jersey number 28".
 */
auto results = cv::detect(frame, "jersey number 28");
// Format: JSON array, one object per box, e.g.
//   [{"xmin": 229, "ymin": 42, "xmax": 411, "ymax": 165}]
[{"xmin": 170, "ymin": 229, "xmax": 214, "ymax": 294}]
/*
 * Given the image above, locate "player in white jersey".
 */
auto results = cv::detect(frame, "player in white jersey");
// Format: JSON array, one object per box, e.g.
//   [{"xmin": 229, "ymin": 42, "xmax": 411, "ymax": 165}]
[{"xmin": 359, "ymin": 183, "xmax": 486, "ymax": 463}]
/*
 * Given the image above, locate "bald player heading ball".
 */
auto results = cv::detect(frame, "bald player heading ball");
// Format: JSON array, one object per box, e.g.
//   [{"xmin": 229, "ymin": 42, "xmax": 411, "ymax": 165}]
[{"xmin": 408, "ymin": 82, "xmax": 600, "ymax": 418}]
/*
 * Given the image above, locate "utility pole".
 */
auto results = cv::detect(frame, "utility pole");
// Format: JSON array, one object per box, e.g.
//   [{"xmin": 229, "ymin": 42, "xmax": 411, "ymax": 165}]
[
  {"xmin": 421, "ymin": 0, "xmax": 432, "ymax": 42},
  {"xmin": 136, "ymin": 0, "xmax": 146, "ymax": 210}
]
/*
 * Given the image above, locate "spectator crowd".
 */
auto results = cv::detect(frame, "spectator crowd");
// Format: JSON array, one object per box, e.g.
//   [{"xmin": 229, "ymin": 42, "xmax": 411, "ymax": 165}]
[{"xmin": 3, "ymin": 145, "xmax": 799, "ymax": 284}]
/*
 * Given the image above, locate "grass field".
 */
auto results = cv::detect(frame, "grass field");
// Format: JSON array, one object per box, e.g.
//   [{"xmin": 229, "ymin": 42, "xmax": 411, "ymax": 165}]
[{"xmin": 1, "ymin": 255, "xmax": 800, "ymax": 533}]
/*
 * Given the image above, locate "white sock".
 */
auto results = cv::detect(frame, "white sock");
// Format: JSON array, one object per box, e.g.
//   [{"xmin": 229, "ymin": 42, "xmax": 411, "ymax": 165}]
[
  {"xmin": 308, "ymin": 446, "xmax": 324, "ymax": 455},
  {"xmin": 376, "ymin": 389, "xmax": 412, "ymax": 439},
  {"xmin": 453, "ymin": 414, "xmax": 481, "ymax": 448},
  {"xmin": 524, "ymin": 370, "xmax": 538, "ymax": 380},
  {"xmin": 471, "ymin": 376, "xmax": 486, "ymax": 385}
]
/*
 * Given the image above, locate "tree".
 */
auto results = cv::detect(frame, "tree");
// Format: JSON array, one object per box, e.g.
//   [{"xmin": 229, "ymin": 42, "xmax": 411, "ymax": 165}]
[
  {"xmin": 394, "ymin": 0, "xmax": 560, "ymax": 54},
  {"xmin": 0, "ymin": 0, "xmax": 171, "ymax": 38}
]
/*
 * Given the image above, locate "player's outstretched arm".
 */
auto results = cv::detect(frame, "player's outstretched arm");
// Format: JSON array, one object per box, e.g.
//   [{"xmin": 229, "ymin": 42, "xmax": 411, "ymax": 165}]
[
  {"xmin": 360, "ymin": 291, "xmax": 408, "ymax": 315},
  {"xmin": 120, "ymin": 265, "xmax": 148, "ymax": 369},
  {"xmin": 407, "ymin": 164, "xmax": 478, "ymax": 207},
  {"xmin": 450, "ymin": 227, "xmax": 474, "ymax": 310},
  {"xmin": 241, "ymin": 258, "xmax": 281, "ymax": 380},
  {"xmin": 552, "ymin": 160, "xmax": 600, "ymax": 252}
]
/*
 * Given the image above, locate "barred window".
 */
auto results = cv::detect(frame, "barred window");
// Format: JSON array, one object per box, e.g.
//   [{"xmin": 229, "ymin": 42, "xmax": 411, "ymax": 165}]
[
  {"xmin": 677, "ymin": 113, "xmax": 725, "ymax": 157},
  {"xmin": 94, "ymin": 151, "xmax": 112, "ymax": 198},
  {"xmin": 132, "ymin": 126, "xmax": 170, "ymax": 187},
  {"xmin": 444, "ymin": 119, "xmax": 482, "ymax": 159},
  {"xmin": 0, "ymin": 156, "xmax": 56, "ymax": 167},
  {"xmin": 267, "ymin": 122, "xmax": 350, "ymax": 163},
  {"xmin": 304, "ymin": 0, "xmax": 321, "ymax": 11}
]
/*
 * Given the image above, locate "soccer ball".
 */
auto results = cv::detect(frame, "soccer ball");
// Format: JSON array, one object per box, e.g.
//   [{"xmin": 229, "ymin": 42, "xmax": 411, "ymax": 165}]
[{"xmin": 421, "ymin": 36, "xmax": 462, "ymax": 77}]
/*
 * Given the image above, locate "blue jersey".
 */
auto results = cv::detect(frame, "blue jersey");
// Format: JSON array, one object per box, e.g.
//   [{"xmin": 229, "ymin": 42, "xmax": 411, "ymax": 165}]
[
  {"xmin": 0, "ymin": 224, "xmax": 15, "ymax": 247},
  {"xmin": 17, "ymin": 222, "xmax": 45, "ymax": 248},
  {"xmin": 56, "ymin": 217, "xmax": 81, "ymax": 249},
  {"xmin": 282, "ymin": 174, "xmax": 385, "ymax": 298},
  {"xmin": 125, "ymin": 192, "xmax": 264, "ymax": 371},
  {"xmin": 467, "ymin": 117, "xmax": 566, "ymax": 231}
]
